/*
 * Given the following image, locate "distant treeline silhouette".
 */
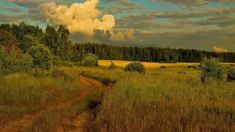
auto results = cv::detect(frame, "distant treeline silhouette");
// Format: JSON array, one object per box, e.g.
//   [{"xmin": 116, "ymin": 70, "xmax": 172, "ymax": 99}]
[
  {"xmin": 1, "ymin": 22, "xmax": 235, "ymax": 63},
  {"xmin": 72, "ymin": 43, "xmax": 235, "ymax": 62}
]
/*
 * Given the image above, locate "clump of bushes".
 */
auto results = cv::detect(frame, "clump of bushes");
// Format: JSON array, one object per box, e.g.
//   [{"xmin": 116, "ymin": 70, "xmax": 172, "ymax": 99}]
[
  {"xmin": 227, "ymin": 68, "xmax": 235, "ymax": 81},
  {"xmin": 160, "ymin": 66, "xmax": 167, "ymax": 69},
  {"xmin": 187, "ymin": 65, "xmax": 198, "ymax": 69},
  {"xmin": 52, "ymin": 56, "xmax": 63, "ymax": 66},
  {"xmin": 0, "ymin": 46, "xmax": 33, "ymax": 75},
  {"xmin": 124, "ymin": 62, "xmax": 145, "ymax": 73},
  {"xmin": 199, "ymin": 58, "xmax": 225, "ymax": 82},
  {"xmin": 108, "ymin": 61, "xmax": 117, "ymax": 69},
  {"xmin": 28, "ymin": 44, "xmax": 52, "ymax": 70},
  {"xmin": 81, "ymin": 53, "xmax": 98, "ymax": 67}
]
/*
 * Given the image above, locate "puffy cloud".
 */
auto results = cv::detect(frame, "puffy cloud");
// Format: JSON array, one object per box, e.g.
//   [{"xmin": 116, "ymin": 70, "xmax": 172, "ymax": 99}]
[
  {"xmin": 111, "ymin": 29, "xmax": 135, "ymax": 41},
  {"xmin": 40, "ymin": 0, "xmax": 116, "ymax": 36},
  {"xmin": 213, "ymin": 46, "xmax": 228, "ymax": 53}
]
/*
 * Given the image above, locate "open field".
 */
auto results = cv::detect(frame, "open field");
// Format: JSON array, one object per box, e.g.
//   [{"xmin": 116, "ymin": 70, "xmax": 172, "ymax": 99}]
[
  {"xmin": 99, "ymin": 60, "xmax": 235, "ymax": 69},
  {"xmin": 0, "ymin": 64, "xmax": 234, "ymax": 131}
]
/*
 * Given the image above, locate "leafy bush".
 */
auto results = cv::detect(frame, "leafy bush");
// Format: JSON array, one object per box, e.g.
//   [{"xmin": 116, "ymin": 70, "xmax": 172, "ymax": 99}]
[
  {"xmin": 227, "ymin": 68, "xmax": 235, "ymax": 81},
  {"xmin": 28, "ymin": 44, "xmax": 52, "ymax": 69},
  {"xmin": 81, "ymin": 53, "xmax": 98, "ymax": 67},
  {"xmin": 109, "ymin": 61, "xmax": 117, "ymax": 69},
  {"xmin": 199, "ymin": 58, "xmax": 225, "ymax": 82},
  {"xmin": 188, "ymin": 65, "xmax": 198, "ymax": 69},
  {"xmin": 124, "ymin": 62, "xmax": 145, "ymax": 73},
  {"xmin": 0, "ymin": 46, "xmax": 33, "ymax": 75},
  {"xmin": 52, "ymin": 56, "xmax": 63, "ymax": 66},
  {"xmin": 160, "ymin": 66, "xmax": 167, "ymax": 69}
]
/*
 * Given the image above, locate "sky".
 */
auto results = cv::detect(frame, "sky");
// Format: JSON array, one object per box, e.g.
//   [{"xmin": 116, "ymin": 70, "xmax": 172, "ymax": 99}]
[{"xmin": 0, "ymin": 0, "xmax": 235, "ymax": 52}]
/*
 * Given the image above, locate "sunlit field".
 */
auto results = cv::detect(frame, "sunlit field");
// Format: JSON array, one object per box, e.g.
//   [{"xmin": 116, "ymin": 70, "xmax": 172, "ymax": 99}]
[
  {"xmin": 0, "ymin": 64, "xmax": 234, "ymax": 131},
  {"xmin": 1, "ymin": 0, "xmax": 235, "ymax": 131},
  {"xmin": 99, "ymin": 60, "xmax": 234, "ymax": 69},
  {"xmin": 99, "ymin": 60, "xmax": 199, "ymax": 68}
]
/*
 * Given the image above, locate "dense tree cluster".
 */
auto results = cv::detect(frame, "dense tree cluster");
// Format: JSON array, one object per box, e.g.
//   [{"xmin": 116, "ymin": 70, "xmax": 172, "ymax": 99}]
[
  {"xmin": 73, "ymin": 43, "xmax": 235, "ymax": 63},
  {"xmin": 1, "ymin": 22, "xmax": 235, "ymax": 65}
]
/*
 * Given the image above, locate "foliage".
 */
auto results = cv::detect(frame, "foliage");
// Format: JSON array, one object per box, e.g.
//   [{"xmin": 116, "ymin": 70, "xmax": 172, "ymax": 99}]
[
  {"xmin": 18, "ymin": 35, "xmax": 39, "ymax": 53},
  {"xmin": 52, "ymin": 56, "xmax": 63, "ymax": 66},
  {"xmin": 199, "ymin": 58, "xmax": 225, "ymax": 82},
  {"xmin": 28, "ymin": 44, "xmax": 52, "ymax": 70},
  {"xmin": 124, "ymin": 62, "xmax": 145, "ymax": 73},
  {"xmin": 187, "ymin": 65, "xmax": 198, "ymax": 69},
  {"xmin": 73, "ymin": 43, "xmax": 235, "ymax": 63},
  {"xmin": 81, "ymin": 53, "xmax": 99, "ymax": 67},
  {"xmin": 1, "ymin": 23, "xmax": 235, "ymax": 63},
  {"xmin": 43, "ymin": 25, "xmax": 72, "ymax": 60},
  {"xmin": 227, "ymin": 67, "xmax": 235, "ymax": 81},
  {"xmin": 160, "ymin": 66, "xmax": 167, "ymax": 69},
  {"xmin": 0, "ymin": 30, "xmax": 18, "ymax": 52},
  {"xmin": 0, "ymin": 46, "xmax": 33, "ymax": 75}
]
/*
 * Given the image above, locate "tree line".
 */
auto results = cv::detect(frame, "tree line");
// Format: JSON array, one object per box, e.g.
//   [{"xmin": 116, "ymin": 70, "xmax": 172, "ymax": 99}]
[
  {"xmin": 72, "ymin": 43, "xmax": 235, "ymax": 63},
  {"xmin": 1, "ymin": 22, "xmax": 235, "ymax": 63}
]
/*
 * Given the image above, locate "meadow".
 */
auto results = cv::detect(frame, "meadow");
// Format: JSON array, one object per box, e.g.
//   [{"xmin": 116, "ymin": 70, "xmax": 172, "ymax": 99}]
[{"xmin": 0, "ymin": 61, "xmax": 234, "ymax": 132}]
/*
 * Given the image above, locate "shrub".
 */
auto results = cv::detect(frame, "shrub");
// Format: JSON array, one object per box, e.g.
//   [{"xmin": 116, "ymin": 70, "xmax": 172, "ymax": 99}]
[
  {"xmin": 52, "ymin": 56, "xmax": 63, "ymax": 66},
  {"xmin": 188, "ymin": 65, "xmax": 198, "ymax": 69},
  {"xmin": 124, "ymin": 62, "xmax": 145, "ymax": 73},
  {"xmin": 28, "ymin": 44, "xmax": 52, "ymax": 69},
  {"xmin": 109, "ymin": 61, "xmax": 117, "ymax": 69},
  {"xmin": 160, "ymin": 66, "xmax": 167, "ymax": 69},
  {"xmin": 199, "ymin": 58, "xmax": 225, "ymax": 82},
  {"xmin": 81, "ymin": 53, "xmax": 98, "ymax": 67},
  {"xmin": 227, "ymin": 68, "xmax": 235, "ymax": 81},
  {"xmin": 0, "ymin": 46, "xmax": 33, "ymax": 75}
]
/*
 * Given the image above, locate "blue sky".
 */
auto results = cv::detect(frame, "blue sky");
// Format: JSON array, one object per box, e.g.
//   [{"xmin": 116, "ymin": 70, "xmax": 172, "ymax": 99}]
[{"xmin": 0, "ymin": 0, "xmax": 235, "ymax": 52}]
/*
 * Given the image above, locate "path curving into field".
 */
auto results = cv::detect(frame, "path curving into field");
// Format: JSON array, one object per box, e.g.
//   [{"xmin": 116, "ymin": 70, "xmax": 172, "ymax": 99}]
[{"xmin": 0, "ymin": 76, "xmax": 108, "ymax": 132}]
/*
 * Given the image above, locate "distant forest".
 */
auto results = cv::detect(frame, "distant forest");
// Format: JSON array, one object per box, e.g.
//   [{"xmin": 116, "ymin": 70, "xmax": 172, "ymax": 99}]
[{"xmin": 1, "ymin": 22, "xmax": 235, "ymax": 63}]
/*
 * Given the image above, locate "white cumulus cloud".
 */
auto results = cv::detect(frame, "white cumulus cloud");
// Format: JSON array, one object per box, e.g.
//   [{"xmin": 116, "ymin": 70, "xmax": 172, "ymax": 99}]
[{"xmin": 40, "ymin": 0, "xmax": 115, "ymax": 36}]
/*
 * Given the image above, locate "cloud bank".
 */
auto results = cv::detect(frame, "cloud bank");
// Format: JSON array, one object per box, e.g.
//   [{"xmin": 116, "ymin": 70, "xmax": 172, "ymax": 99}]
[
  {"xmin": 40, "ymin": 0, "xmax": 115, "ymax": 36},
  {"xmin": 213, "ymin": 46, "xmax": 228, "ymax": 53}
]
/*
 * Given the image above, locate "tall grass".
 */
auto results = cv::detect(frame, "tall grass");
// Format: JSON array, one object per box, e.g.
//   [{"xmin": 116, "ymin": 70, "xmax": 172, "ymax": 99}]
[
  {"xmin": 96, "ymin": 68, "xmax": 235, "ymax": 131},
  {"xmin": 0, "ymin": 68, "xmax": 81, "ymax": 124}
]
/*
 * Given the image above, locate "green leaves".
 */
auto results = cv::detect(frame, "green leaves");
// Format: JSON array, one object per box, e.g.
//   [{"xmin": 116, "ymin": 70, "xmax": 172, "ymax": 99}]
[
  {"xmin": 199, "ymin": 58, "xmax": 225, "ymax": 82},
  {"xmin": 28, "ymin": 44, "xmax": 52, "ymax": 70}
]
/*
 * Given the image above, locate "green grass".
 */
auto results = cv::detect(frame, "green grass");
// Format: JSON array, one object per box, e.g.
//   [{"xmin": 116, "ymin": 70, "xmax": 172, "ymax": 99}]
[
  {"xmin": 95, "ymin": 67, "xmax": 235, "ymax": 131},
  {"xmin": 0, "ymin": 65, "xmax": 234, "ymax": 131},
  {"xmin": 0, "ymin": 68, "xmax": 81, "ymax": 126}
]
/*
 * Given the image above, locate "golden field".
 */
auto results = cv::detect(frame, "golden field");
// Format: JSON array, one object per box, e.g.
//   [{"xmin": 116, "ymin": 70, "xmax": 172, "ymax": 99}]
[{"xmin": 99, "ymin": 60, "xmax": 199, "ymax": 69}]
